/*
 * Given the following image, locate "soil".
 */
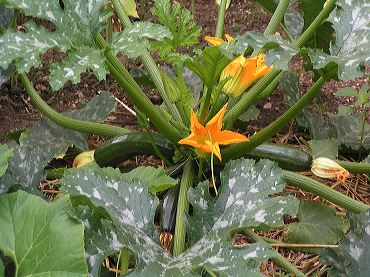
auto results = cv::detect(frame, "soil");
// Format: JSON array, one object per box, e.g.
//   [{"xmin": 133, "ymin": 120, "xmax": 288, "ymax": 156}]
[{"xmin": 0, "ymin": 1, "xmax": 369, "ymax": 276}]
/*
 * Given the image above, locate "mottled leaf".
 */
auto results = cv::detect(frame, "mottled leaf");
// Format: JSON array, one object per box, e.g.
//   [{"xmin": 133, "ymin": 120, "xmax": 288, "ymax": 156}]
[
  {"xmin": 0, "ymin": 144, "xmax": 12, "ymax": 178},
  {"xmin": 186, "ymin": 159, "xmax": 299, "ymax": 246},
  {"xmin": 112, "ymin": 21, "xmax": 172, "ymax": 58},
  {"xmin": 19, "ymin": 91, "xmax": 115, "ymax": 161},
  {"xmin": 182, "ymin": 67, "xmax": 203, "ymax": 101},
  {"xmin": 0, "ymin": 191, "xmax": 88, "ymax": 276},
  {"xmin": 65, "ymin": 164, "xmax": 278, "ymax": 276},
  {"xmin": 308, "ymin": 139, "xmax": 338, "ymax": 160},
  {"xmin": 308, "ymin": 0, "xmax": 370, "ymax": 79},
  {"xmin": 0, "ymin": 3, "xmax": 14, "ymax": 30},
  {"xmin": 320, "ymin": 210, "xmax": 370, "ymax": 277},
  {"xmin": 285, "ymin": 201, "xmax": 348, "ymax": 253},
  {"xmin": 284, "ymin": 7, "xmax": 304, "ymax": 39},
  {"xmin": 0, "ymin": 63, "xmax": 13, "ymax": 87},
  {"xmin": 0, "ymin": 258, "xmax": 4, "ymax": 277},
  {"xmin": 231, "ymin": 32, "xmax": 299, "ymax": 70},
  {"xmin": 336, "ymin": 87, "xmax": 358, "ymax": 97},
  {"xmin": 185, "ymin": 47, "xmax": 230, "ymax": 90},
  {"xmin": 0, "ymin": 145, "xmax": 46, "ymax": 194},
  {"xmin": 0, "ymin": 0, "xmax": 109, "ymax": 90}
]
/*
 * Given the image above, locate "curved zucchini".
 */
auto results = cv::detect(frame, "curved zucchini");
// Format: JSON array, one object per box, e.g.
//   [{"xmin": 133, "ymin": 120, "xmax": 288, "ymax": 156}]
[
  {"xmin": 243, "ymin": 143, "xmax": 312, "ymax": 171},
  {"xmin": 94, "ymin": 132, "xmax": 174, "ymax": 167}
]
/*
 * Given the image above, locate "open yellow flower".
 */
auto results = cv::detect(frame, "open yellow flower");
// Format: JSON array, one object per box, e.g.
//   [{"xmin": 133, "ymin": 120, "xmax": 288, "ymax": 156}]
[
  {"xmin": 204, "ymin": 35, "xmax": 272, "ymax": 98},
  {"xmin": 178, "ymin": 104, "xmax": 249, "ymax": 161},
  {"xmin": 220, "ymin": 54, "xmax": 272, "ymax": 97}
]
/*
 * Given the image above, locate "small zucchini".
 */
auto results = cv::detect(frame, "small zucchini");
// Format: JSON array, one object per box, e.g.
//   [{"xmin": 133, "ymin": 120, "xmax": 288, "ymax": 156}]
[
  {"xmin": 160, "ymin": 185, "xmax": 180, "ymax": 252},
  {"xmin": 243, "ymin": 143, "xmax": 312, "ymax": 171},
  {"xmin": 94, "ymin": 132, "xmax": 175, "ymax": 167}
]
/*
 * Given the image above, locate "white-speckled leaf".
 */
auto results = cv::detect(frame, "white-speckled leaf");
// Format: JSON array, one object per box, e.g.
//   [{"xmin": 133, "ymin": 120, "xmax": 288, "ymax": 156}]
[
  {"xmin": 0, "ymin": 3, "xmax": 14, "ymax": 30},
  {"xmin": 61, "ymin": 166, "xmax": 159, "ymax": 238},
  {"xmin": 186, "ymin": 159, "xmax": 299, "ymax": 246},
  {"xmin": 0, "ymin": 144, "xmax": 12, "ymax": 178},
  {"xmin": 320, "ymin": 210, "xmax": 370, "ymax": 277},
  {"xmin": 308, "ymin": 0, "xmax": 370, "ymax": 80},
  {"xmin": 112, "ymin": 21, "xmax": 172, "ymax": 58},
  {"xmin": 0, "ymin": 145, "xmax": 47, "ymax": 194},
  {"xmin": 0, "ymin": 0, "xmax": 109, "ymax": 90},
  {"xmin": 70, "ymin": 194, "xmax": 277, "ymax": 276},
  {"xmin": 228, "ymin": 32, "xmax": 299, "ymax": 70},
  {"xmin": 0, "ymin": 191, "xmax": 88, "ymax": 276},
  {"xmin": 19, "ymin": 91, "xmax": 115, "ymax": 161}
]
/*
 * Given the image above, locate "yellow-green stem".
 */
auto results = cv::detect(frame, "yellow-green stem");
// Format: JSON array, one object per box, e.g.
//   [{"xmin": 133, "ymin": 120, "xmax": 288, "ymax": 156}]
[
  {"xmin": 173, "ymin": 161, "xmax": 193, "ymax": 256},
  {"xmin": 215, "ymin": 0, "xmax": 227, "ymax": 38},
  {"xmin": 119, "ymin": 248, "xmax": 129, "ymax": 276},
  {"xmin": 19, "ymin": 73, "xmax": 130, "ymax": 137},
  {"xmin": 111, "ymin": 0, "xmax": 183, "ymax": 123},
  {"xmin": 283, "ymin": 170, "xmax": 370, "ymax": 213}
]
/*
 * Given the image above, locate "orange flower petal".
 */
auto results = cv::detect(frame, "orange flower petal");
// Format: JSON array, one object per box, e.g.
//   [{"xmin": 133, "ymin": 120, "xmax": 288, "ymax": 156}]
[
  {"xmin": 204, "ymin": 36, "xmax": 224, "ymax": 46},
  {"xmin": 216, "ymin": 130, "xmax": 249, "ymax": 145}
]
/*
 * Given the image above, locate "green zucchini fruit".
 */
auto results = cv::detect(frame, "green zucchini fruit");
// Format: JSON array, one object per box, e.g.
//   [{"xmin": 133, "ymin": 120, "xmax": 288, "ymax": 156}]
[
  {"xmin": 160, "ymin": 185, "xmax": 180, "ymax": 233},
  {"xmin": 243, "ymin": 143, "xmax": 312, "ymax": 171},
  {"xmin": 94, "ymin": 132, "xmax": 175, "ymax": 167}
]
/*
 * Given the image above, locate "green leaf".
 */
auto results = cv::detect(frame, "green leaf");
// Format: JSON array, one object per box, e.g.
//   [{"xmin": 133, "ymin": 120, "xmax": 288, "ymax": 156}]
[
  {"xmin": 63, "ymin": 159, "xmax": 290, "ymax": 276},
  {"xmin": 299, "ymin": 0, "xmax": 334, "ymax": 53},
  {"xmin": 120, "ymin": 0, "xmax": 139, "ymax": 18},
  {"xmin": 0, "ymin": 258, "xmax": 4, "ymax": 277},
  {"xmin": 61, "ymin": 166, "xmax": 159, "ymax": 238},
  {"xmin": 337, "ymin": 105, "xmax": 355, "ymax": 116},
  {"xmin": 320, "ymin": 210, "xmax": 370, "ymax": 277},
  {"xmin": 184, "ymin": 47, "xmax": 230, "ymax": 90},
  {"xmin": 0, "ymin": 145, "xmax": 47, "ymax": 194},
  {"xmin": 0, "ymin": 3, "xmax": 14, "ymax": 31},
  {"xmin": 281, "ymin": 72, "xmax": 308, "ymax": 128},
  {"xmin": 231, "ymin": 32, "xmax": 299, "ymax": 70},
  {"xmin": 0, "ymin": 191, "xmax": 88, "ymax": 276},
  {"xmin": 186, "ymin": 159, "xmax": 299, "ymax": 247},
  {"xmin": 121, "ymin": 166, "xmax": 178, "ymax": 194},
  {"xmin": 0, "ymin": 0, "xmax": 109, "ymax": 90},
  {"xmin": 181, "ymin": 67, "xmax": 203, "ymax": 101},
  {"xmin": 112, "ymin": 21, "xmax": 172, "ymax": 58},
  {"xmin": 285, "ymin": 201, "xmax": 348, "ymax": 253},
  {"xmin": 308, "ymin": 0, "xmax": 370, "ymax": 79},
  {"xmin": 0, "ymin": 62, "xmax": 14, "ymax": 87},
  {"xmin": 238, "ymin": 106, "xmax": 260, "ymax": 122},
  {"xmin": 336, "ymin": 87, "xmax": 358, "ymax": 97},
  {"xmin": 284, "ymin": 7, "xmax": 304, "ymax": 39},
  {"xmin": 0, "ymin": 144, "xmax": 12, "ymax": 178},
  {"xmin": 19, "ymin": 91, "xmax": 115, "ymax": 161},
  {"xmin": 308, "ymin": 139, "xmax": 338, "ymax": 160},
  {"xmin": 130, "ymin": 68, "xmax": 154, "ymax": 87},
  {"xmin": 151, "ymin": 0, "xmax": 201, "ymax": 58}
]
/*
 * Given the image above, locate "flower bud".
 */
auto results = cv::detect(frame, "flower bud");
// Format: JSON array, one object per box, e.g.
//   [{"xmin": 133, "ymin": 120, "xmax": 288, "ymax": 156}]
[
  {"xmin": 311, "ymin": 157, "xmax": 350, "ymax": 182},
  {"xmin": 73, "ymin": 150, "xmax": 95, "ymax": 168}
]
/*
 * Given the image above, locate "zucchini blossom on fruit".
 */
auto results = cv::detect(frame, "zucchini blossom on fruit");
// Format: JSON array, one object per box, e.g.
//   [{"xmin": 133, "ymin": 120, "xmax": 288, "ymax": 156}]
[
  {"xmin": 73, "ymin": 150, "xmax": 95, "ymax": 168},
  {"xmin": 311, "ymin": 157, "xmax": 350, "ymax": 183},
  {"xmin": 178, "ymin": 104, "xmax": 249, "ymax": 161},
  {"xmin": 205, "ymin": 35, "xmax": 272, "ymax": 98}
]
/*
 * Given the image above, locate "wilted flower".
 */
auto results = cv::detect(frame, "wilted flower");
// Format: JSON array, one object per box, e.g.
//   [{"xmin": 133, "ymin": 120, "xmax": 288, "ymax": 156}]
[
  {"xmin": 311, "ymin": 157, "xmax": 350, "ymax": 182},
  {"xmin": 73, "ymin": 150, "xmax": 95, "ymax": 168},
  {"xmin": 178, "ymin": 104, "xmax": 249, "ymax": 161},
  {"xmin": 204, "ymin": 34, "xmax": 234, "ymax": 46}
]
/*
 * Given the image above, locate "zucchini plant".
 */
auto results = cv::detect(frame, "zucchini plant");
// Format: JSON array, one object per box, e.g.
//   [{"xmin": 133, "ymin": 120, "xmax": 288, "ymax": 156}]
[{"xmin": 0, "ymin": 0, "xmax": 369, "ymax": 276}]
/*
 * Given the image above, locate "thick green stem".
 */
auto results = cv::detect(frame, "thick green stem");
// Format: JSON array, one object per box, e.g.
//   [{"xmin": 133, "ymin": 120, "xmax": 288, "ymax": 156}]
[
  {"xmin": 95, "ymin": 34, "xmax": 183, "ymax": 144},
  {"xmin": 215, "ymin": 0, "xmax": 227, "ymax": 38},
  {"xmin": 119, "ymin": 248, "xmax": 129, "ymax": 276},
  {"xmin": 251, "ymin": 0, "xmax": 290, "ymax": 56},
  {"xmin": 224, "ymin": 0, "xmax": 337, "ymax": 126},
  {"xmin": 111, "ymin": 0, "xmax": 183, "ymax": 123},
  {"xmin": 222, "ymin": 76, "xmax": 326, "ymax": 160},
  {"xmin": 336, "ymin": 160, "xmax": 370, "ymax": 174},
  {"xmin": 283, "ymin": 170, "xmax": 370, "ymax": 213},
  {"xmin": 19, "ymin": 73, "xmax": 130, "ymax": 137},
  {"xmin": 173, "ymin": 161, "xmax": 193, "ymax": 256},
  {"xmin": 243, "ymin": 229, "xmax": 305, "ymax": 277}
]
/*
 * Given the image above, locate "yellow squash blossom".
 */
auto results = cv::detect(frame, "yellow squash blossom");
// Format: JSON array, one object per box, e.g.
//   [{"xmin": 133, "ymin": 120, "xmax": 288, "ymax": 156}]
[
  {"xmin": 311, "ymin": 157, "xmax": 350, "ymax": 183},
  {"xmin": 178, "ymin": 104, "xmax": 249, "ymax": 161},
  {"xmin": 73, "ymin": 150, "xmax": 95, "ymax": 168},
  {"xmin": 205, "ymin": 35, "xmax": 272, "ymax": 98}
]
